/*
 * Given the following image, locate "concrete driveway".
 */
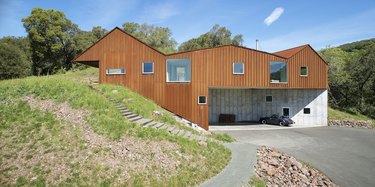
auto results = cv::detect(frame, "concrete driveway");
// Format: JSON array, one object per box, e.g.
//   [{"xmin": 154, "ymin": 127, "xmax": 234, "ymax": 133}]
[{"xmin": 218, "ymin": 127, "xmax": 375, "ymax": 187}]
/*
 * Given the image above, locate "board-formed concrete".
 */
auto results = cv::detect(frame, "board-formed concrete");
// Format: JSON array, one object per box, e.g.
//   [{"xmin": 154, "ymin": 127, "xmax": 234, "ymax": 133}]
[{"xmin": 209, "ymin": 89, "xmax": 327, "ymax": 126}]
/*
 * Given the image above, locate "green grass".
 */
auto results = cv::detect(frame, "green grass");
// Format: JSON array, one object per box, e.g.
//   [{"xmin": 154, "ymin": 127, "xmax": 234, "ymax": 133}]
[
  {"xmin": 248, "ymin": 176, "xmax": 266, "ymax": 187},
  {"xmin": 0, "ymin": 68, "xmax": 231, "ymax": 186},
  {"xmin": 210, "ymin": 133, "xmax": 236, "ymax": 143},
  {"xmin": 329, "ymin": 107, "xmax": 375, "ymax": 127}
]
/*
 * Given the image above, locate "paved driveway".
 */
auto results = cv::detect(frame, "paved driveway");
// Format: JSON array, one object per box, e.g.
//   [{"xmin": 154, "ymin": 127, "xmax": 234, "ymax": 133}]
[{"xmin": 220, "ymin": 127, "xmax": 375, "ymax": 187}]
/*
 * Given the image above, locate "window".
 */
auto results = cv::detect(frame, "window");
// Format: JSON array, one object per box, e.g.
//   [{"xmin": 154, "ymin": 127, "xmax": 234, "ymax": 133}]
[
  {"xmin": 304, "ymin": 108, "xmax": 311, "ymax": 114},
  {"xmin": 142, "ymin": 62, "xmax": 154, "ymax": 74},
  {"xmin": 300, "ymin": 66, "xmax": 308, "ymax": 76},
  {"xmin": 270, "ymin": 61, "xmax": 287, "ymax": 83},
  {"xmin": 265, "ymin": 95, "xmax": 273, "ymax": 102},
  {"xmin": 282, "ymin": 108, "xmax": 290, "ymax": 116},
  {"xmin": 106, "ymin": 68, "xmax": 126, "ymax": 75},
  {"xmin": 167, "ymin": 58, "xmax": 191, "ymax": 82},
  {"xmin": 233, "ymin": 63, "xmax": 244, "ymax": 74},
  {"xmin": 198, "ymin": 96, "xmax": 207, "ymax": 104}
]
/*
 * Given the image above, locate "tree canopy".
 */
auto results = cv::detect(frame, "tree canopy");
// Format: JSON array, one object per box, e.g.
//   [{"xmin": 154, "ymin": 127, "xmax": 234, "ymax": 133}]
[
  {"xmin": 122, "ymin": 22, "xmax": 177, "ymax": 54},
  {"xmin": 22, "ymin": 8, "xmax": 79, "ymax": 75},
  {"xmin": 178, "ymin": 24, "xmax": 243, "ymax": 52},
  {"xmin": 0, "ymin": 38, "xmax": 31, "ymax": 79},
  {"xmin": 319, "ymin": 42, "xmax": 375, "ymax": 118}
]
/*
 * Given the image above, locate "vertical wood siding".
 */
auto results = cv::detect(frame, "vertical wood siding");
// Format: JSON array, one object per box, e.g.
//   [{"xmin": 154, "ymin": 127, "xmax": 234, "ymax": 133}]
[{"xmin": 75, "ymin": 28, "xmax": 328, "ymax": 130}]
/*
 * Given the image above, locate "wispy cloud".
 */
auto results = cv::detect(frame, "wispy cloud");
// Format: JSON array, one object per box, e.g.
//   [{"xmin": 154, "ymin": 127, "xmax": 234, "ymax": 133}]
[
  {"xmin": 140, "ymin": 2, "xmax": 180, "ymax": 24},
  {"xmin": 259, "ymin": 8, "xmax": 375, "ymax": 52},
  {"xmin": 264, "ymin": 7, "xmax": 284, "ymax": 26}
]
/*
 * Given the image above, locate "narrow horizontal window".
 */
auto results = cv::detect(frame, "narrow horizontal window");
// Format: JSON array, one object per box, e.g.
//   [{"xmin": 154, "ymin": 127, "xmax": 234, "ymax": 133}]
[
  {"xmin": 233, "ymin": 63, "xmax": 244, "ymax": 74},
  {"xmin": 106, "ymin": 68, "xmax": 126, "ymax": 75},
  {"xmin": 142, "ymin": 62, "xmax": 154, "ymax": 74},
  {"xmin": 167, "ymin": 58, "xmax": 191, "ymax": 82},
  {"xmin": 265, "ymin": 95, "xmax": 273, "ymax": 102},
  {"xmin": 300, "ymin": 66, "xmax": 308, "ymax": 76},
  {"xmin": 304, "ymin": 108, "xmax": 311, "ymax": 114},
  {"xmin": 270, "ymin": 61, "xmax": 287, "ymax": 83},
  {"xmin": 198, "ymin": 96, "xmax": 207, "ymax": 104}
]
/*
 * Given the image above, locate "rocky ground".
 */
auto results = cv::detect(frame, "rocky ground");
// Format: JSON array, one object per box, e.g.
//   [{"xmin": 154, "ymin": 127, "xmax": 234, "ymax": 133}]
[
  {"xmin": 328, "ymin": 120, "xmax": 373, "ymax": 129},
  {"xmin": 254, "ymin": 146, "xmax": 338, "ymax": 187}
]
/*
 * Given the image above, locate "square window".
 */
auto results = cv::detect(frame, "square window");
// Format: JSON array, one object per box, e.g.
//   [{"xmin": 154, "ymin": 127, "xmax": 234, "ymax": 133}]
[
  {"xmin": 106, "ymin": 68, "xmax": 126, "ymax": 75},
  {"xmin": 233, "ymin": 63, "xmax": 244, "ymax": 74},
  {"xmin": 283, "ymin": 108, "xmax": 290, "ymax": 116},
  {"xmin": 304, "ymin": 108, "xmax": 311, "ymax": 114},
  {"xmin": 198, "ymin": 96, "xmax": 207, "ymax": 104},
  {"xmin": 300, "ymin": 66, "xmax": 308, "ymax": 76},
  {"xmin": 270, "ymin": 61, "xmax": 287, "ymax": 83},
  {"xmin": 142, "ymin": 62, "xmax": 154, "ymax": 74},
  {"xmin": 265, "ymin": 95, "xmax": 273, "ymax": 102},
  {"xmin": 167, "ymin": 59, "xmax": 191, "ymax": 82}
]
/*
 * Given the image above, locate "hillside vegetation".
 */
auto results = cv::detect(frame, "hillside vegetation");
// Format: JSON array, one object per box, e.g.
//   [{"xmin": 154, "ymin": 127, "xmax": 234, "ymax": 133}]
[
  {"xmin": 319, "ymin": 39, "xmax": 375, "ymax": 119},
  {"xmin": 0, "ymin": 68, "xmax": 231, "ymax": 186}
]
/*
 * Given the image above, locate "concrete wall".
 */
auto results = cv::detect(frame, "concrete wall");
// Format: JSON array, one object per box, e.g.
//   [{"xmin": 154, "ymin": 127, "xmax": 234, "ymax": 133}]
[{"xmin": 209, "ymin": 89, "xmax": 328, "ymax": 126}]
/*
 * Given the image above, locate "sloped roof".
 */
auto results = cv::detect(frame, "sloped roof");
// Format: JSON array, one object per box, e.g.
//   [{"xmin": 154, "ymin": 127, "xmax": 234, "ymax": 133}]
[
  {"xmin": 274, "ymin": 45, "xmax": 309, "ymax": 58},
  {"xmin": 74, "ymin": 27, "xmax": 316, "ymax": 62}
]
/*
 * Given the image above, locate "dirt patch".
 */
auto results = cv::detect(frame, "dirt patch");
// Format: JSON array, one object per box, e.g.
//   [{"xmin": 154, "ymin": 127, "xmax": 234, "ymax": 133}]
[
  {"xmin": 255, "ymin": 146, "xmax": 337, "ymax": 187},
  {"xmin": 2, "ymin": 96, "xmax": 187, "ymax": 185}
]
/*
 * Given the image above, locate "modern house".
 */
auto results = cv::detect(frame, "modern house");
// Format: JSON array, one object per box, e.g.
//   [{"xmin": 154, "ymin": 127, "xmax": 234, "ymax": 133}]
[{"xmin": 75, "ymin": 27, "xmax": 328, "ymax": 130}]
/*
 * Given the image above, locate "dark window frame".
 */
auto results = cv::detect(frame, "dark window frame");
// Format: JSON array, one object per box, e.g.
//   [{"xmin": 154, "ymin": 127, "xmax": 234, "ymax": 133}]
[
  {"xmin": 304, "ymin": 108, "xmax": 311, "ymax": 114},
  {"xmin": 198, "ymin": 96, "xmax": 207, "ymax": 104},
  {"xmin": 265, "ymin": 95, "xmax": 273, "ymax": 103}
]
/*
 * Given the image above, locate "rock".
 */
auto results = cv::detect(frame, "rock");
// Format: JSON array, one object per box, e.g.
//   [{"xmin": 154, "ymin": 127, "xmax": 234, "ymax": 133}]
[
  {"xmin": 301, "ymin": 168, "xmax": 309, "ymax": 176},
  {"xmin": 268, "ymin": 158, "xmax": 279, "ymax": 167},
  {"xmin": 198, "ymin": 141, "xmax": 207, "ymax": 147},
  {"xmin": 254, "ymin": 146, "xmax": 338, "ymax": 187},
  {"xmin": 152, "ymin": 110, "xmax": 163, "ymax": 116}
]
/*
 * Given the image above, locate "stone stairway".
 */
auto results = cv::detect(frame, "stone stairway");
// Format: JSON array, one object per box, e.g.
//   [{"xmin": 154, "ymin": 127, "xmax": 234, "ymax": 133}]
[{"xmin": 108, "ymin": 98, "xmax": 215, "ymax": 143}]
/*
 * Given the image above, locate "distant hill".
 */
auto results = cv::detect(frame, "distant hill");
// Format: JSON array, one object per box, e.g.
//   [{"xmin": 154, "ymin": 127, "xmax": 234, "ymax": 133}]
[{"xmin": 338, "ymin": 38, "xmax": 375, "ymax": 52}]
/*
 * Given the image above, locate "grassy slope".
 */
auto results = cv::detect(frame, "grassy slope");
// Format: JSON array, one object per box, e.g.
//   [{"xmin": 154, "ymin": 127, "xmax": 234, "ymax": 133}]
[
  {"xmin": 329, "ymin": 107, "xmax": 374, "ymax": 127},
  {"xmin": 0, "ymin": 68, "xmax": 231, "ymax": 186}
]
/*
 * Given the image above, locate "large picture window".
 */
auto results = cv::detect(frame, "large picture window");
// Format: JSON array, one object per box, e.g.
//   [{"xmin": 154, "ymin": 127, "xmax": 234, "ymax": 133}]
[
  {"xmin": 270, "ymin": 61, "xmax": 287, "ymax": 83},
  {"xmin": 167, "ymin": 58, "xmax": 191, "ymax": 82}
]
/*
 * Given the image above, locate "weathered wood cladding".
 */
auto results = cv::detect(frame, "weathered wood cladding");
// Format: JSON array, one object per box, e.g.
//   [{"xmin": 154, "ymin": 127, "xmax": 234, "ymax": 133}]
[{"xmin": 75, "ymin": 28, "xmax": 328, "ymax": 130}]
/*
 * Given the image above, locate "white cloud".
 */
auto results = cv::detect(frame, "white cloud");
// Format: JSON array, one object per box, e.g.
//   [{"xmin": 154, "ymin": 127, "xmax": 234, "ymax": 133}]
[
  {"xmin": 264, "ymin": 7, "xmax": 284, "ymax": 26},
  {"xmin": 140, "ymin": 2, "xmax": 180, "ymax": 24},
  {"xmin": 258, "ymin": 8, "xmax": 375, "ymax": 52}
]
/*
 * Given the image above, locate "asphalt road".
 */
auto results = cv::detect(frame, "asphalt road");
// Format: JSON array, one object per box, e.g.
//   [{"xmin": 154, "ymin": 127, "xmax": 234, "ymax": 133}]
[{"xmin": 213, "ymin": 127, "xmax": 375, "ymax": 187}]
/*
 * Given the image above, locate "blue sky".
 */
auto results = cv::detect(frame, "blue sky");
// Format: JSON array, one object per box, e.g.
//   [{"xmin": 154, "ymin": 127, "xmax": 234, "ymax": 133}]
[{"xmin": 1, "ymin": 0, "xmax": 375, "ymax": 52}]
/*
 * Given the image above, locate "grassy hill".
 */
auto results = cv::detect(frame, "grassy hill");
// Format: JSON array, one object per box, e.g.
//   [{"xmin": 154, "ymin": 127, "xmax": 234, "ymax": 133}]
[
  {"xmin": 0, "ymin": 68, "xmax": 231, "ymax": 186},
  {"xmin": 329, "ymin": 107, "xmax": 374, "ymax": 127}
]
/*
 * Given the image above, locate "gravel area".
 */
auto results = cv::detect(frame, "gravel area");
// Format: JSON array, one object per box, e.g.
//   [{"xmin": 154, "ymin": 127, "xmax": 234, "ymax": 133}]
[
  {"xmin": 254, "ymin": 146, "xmax": 338, "ymax": 187},
  {"xmin": 328, "ymin": 120, "xmax": 373, "ymax": 129}
]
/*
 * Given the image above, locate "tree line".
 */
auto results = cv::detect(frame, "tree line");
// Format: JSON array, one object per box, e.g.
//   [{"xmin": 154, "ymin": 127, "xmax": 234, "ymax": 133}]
[
  {"xmin": 319, "ymin": 39, "xmax": 375, "ymax": 118},
  {"xmin": 0, "ymin": 8, "xmax": 243, "ymax": 79}
]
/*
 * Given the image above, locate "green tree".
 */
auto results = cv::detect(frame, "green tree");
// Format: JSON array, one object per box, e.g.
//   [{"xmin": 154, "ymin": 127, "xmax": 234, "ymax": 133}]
[
  {"xmin": 22, "ymin": 8, "xmax": 79, "ymax": 75},
  {"xmin": 345, "ymin": 44, "xmax": 375, "ymax": 114},
  {"xmin": 91, "ymin": 26, "xmax": 108, "ymax": 40},
  {"xmin": 122, "ymin": 22, "xmax": 177, "ymax": 54},
  {"xmin": 0, "ymin": 42, "xmax": 31, "ymax": 79},
  {"xmin": 178, "ymin": 24, "xmax": 243, "ymax": 52}
]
